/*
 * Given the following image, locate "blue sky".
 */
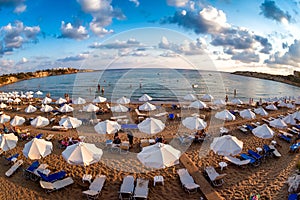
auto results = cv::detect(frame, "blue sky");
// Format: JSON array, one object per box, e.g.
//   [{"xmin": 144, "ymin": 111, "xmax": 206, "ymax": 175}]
[{"xmin": 0, "ymin": 0, "xmax": 300, "ymax": 75}]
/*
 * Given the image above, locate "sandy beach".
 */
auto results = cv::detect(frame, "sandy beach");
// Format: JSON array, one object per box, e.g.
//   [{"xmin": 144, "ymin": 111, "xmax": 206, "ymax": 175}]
[{"xmin": 0, "ymin": 98, "xmax": 299, "ymax": 200}]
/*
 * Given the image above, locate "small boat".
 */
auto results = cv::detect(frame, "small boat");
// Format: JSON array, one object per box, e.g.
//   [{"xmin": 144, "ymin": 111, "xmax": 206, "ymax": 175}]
[{"xmin": 192, "ymin": 84, "xmax": 198, "ymax": 88}]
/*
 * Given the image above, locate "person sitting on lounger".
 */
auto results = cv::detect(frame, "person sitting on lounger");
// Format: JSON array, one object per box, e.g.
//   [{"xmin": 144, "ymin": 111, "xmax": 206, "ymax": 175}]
[{"xmin": 194, "ymin": 130, "xmax": 206, "ymax": 142}]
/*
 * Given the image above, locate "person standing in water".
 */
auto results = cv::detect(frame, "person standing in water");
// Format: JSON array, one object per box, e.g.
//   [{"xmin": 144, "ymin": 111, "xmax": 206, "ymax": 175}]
[
  {"xmin": 101, "ymin": 87, "xmax": 104, "ymax": 94},
  {"xmin": 97, "ymin": 84, "xmax": 100, "ymax": 93}
]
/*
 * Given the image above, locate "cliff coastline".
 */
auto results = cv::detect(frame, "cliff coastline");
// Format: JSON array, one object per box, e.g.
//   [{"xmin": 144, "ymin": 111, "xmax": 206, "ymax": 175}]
[{"xmin": 232, "ymin": 71, "xmax": 300, "ymax": 88}]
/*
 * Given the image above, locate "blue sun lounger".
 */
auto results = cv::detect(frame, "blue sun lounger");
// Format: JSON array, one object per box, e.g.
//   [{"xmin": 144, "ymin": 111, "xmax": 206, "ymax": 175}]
[
  {"xmin": 240, "ymin": 154, "xmax": 260, "ymax": 167},
  {"xmin": 248, "ymin": 150, "xmax": 263, "ymax": 161},
  {"xmin": 5, "ymin": 153, "xmax": 19, "ymax": 164},
  {"xmin": 290, "ymin": 143, "xmax": 300, "ymax": 152},
  {"xmin": 38, "ymin": 170, "xmax": 66, "ymax": 182},
  {"xmin": 263, "ymin": 144, "xmax": 275, "ymax": 158},
  {"xmin": 278, "ymin": 134, "xmax": 291, "ymax": 143},
  {"xmin": 246, "ymin": 124, "xmax": 255, "ymax": 131},
  {"xmin": 35, "ymin": 133, "xmax": 43, "ymax": 139},
  {"xmin": 23, "ymin": 160, "xmax": 39, "ymax": 179}
]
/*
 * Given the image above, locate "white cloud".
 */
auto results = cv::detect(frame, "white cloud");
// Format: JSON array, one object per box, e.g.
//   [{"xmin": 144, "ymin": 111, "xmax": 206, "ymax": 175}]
[
  {"xmin": 57, "ymin": 53, "xmax": 89, "ymax": 62},
  {"xmin": 60, "ymin": 21, "xmax": 89, "ymax": 40},
  {"xmin": 77, "ymin": 0, "xmax": 125, "ymax": 37},
  {"xmin": 0, "ymin": 59, "xmax": 14, "ymax": 67},
  {"xmin": 167, "ymin": 0, "xmax": 189, "ymax": 7},
  {"xmin": 129, "ymin": 0, "xmax": 139, "ymax": 7},
  {"xmin": 90, "ymin": 38, "xmax": 144, "ymax": 49},
  {"xmin": 14, "ymin": 4, "xmax": 26, "ymax": 13}
]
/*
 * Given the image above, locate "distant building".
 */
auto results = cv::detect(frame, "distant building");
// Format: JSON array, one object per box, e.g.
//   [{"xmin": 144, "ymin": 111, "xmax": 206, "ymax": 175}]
[{"xmin": 294, "ymin": 71, "xmax": 300, "ymax": 77}]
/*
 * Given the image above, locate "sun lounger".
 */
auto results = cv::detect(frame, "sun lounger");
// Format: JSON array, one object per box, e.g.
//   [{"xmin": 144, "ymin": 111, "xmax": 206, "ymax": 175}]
[
  {"xmin": 292, "ymin": 127, "xmax": 300, "ymax": 132},
  {"xmin": 23, "ymin": 160, "xmax": 39, "ymax": 180},
  {"xmin": 4, "ymin": 153, "xmax": 19, "ymax": 165},
  {"xmin": 135, "ymin": 109, "xmax": 146, "ymax": 117},
  {"xmin": 177, "ymin": 168, "xmax": 200, "ymax": 194},
  {"xmin": 38, "ymin": 170, "xmax": 66, "ymax": 182},
  {"xmin": 204, "ymin": 166, "xmax": 227, "ymax": 187},
  {"xmin": 51, "ymin": 126, "xmax": 68, "ymax": 131},
  {"xmin": 35, "ymin": 133, "xmax": 43, "ymax": 139},
  {"xmin": 290, "ymin": 143, "xmax": 300, "ymax": 153},
  {"xmin": 5, "ymin": 159, "xmax": 23, "ymax": 177},
  {"xmin": 277, "ymin": 134, "xmax": 291, "ymax": 143},
  {"xmin": 224, "ymin": 156, "xmax": 251, "ymax": 167},
  {"xmin": 262, "ymin": 118, "xmax": 270, "ymax": 124},
  {"xmin": 119, "ymin": 175, "xmax": 135, "ymax": 200},
  {"xmin": 120, "ymin": 142, "xmax": 130, "ymax": 154},
  {"xmin": 246, "ymin": 124, "xmax": 255, "ymax": 131},
  {"xmin": 262, "ymin": 144, "xmax": 275, "ymax": 158},
  {"xmin": 269, "ymin": 145, "xmax": 281, "ymax": 157},
  {"xmin": 82, "ymin": 175, "xmax": 106, "ymax": 199},
  {"xmin": 288, "ymin": 128, "xmax": 299, "ymax": 135},
  {"xmin": 288, "ymin": 193, "xmax": 298, "ymax": 200},
  {"xmin": 133, "ymin": 178, "xmax": 149, "ymax": 200},
  {"xmin": 46, "ymin": 134, "xmax": 54, "ymax": 141},
  {"xmin": 238, "ymin": 126, "xmax": 248, "ymax": 133},
  {"xmin": 154, "ymin": 112, "xmax": 168, "ymax": 117},
  {"xmin": 40, "ymin": 177, "xmax": 74, "ymax": 193},
  {"xmin": 240, "ymin": 154, "xmax": 260, "ymax": 167},
  {"xmin": 279, "ymin": 130, "xmax": 293, "ymax": 138},
  {"xmin": 295, "ymin": 125, "xmax": 300, "ymax": 129},
  {"xmin": 248, "ymin": 149, "xmax": 263, "ymax": 161}
]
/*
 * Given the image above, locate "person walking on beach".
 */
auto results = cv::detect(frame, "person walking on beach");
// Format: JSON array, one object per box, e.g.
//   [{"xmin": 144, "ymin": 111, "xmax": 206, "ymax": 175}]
[
  {"xmin": 225, "ymin": 95, "xmax": 228, "ymax": 103},
  {"xmin": 97, "ymin": 84, "xmax": 100, "ymax": 93},
  {"xmin": 234, "ymin": 89, "xmax": 237, "ymax": 98},
  {"xmin": 101, "ymin": 87, "xmax": 104, "ymax": 94}
]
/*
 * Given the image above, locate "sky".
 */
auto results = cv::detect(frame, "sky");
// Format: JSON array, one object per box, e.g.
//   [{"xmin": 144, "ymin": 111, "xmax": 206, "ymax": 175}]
[{"xmin": 0, "ymin": 0, "xmax": 300, "ymax": 75}]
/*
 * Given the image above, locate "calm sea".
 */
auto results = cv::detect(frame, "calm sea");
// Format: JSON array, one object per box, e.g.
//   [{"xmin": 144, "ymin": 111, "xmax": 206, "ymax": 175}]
[{"xmin": 1, "ymin": 68, "xmax": 299, "ymax": 103}]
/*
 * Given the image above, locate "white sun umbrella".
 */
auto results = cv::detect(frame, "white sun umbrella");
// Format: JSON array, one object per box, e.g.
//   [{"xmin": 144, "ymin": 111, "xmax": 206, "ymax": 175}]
[
  {"xmin": 278, "ymin": 101, "xmax": 287, "ymax": 107},
  {"xmin": 62, "ymin": 142, "xmax": 103, "ymax": 166},
  {"xmin": 287, "ymin": 103, "xmax": 295, "ymax": 109},
  {"xmin": 138, "ymin": 94, "xmax": 153, "ymax": 102},
  {"xmin": 215, "ymin": 110, "xmax": 236, "ymax": 121},
  {"xmin": 183, "ymin": 94, "xmax": 197, "ymax": 101},
  {"xmin": 254, "ymin": 107, "xmax": 268, "ymax": 116},
  {"xmin": 94, "ymin": 120, "xmax": 121, "ymax": 134},
  {"xmin": 59, "ymin": 116, "xmax": 82, "ymax": 128},
  {"xmin": 40, "ymin": 105, "xmax": 53, "ymax": 112},
  {"xmin": 23, "ymin": 138, "xmax": 53, "ymax": 160},
  {"xmin": 0, "ymin": 133, "xmax": 18, "ymax": 151},
  {"xmin": 7, "ymin": 98, "xmax": 13, "ymax": 103},
  {"xmin": 137, "ymin": 143, "xmax": 181, "ymax": 169},
  {"xmin": 35, "ymin": 91, "xmax": 43, "ymax": 96},
  {"xmin": 201, "ymin": 94, "xmax": 214, "ymax": 102},
  {"xmin": 58, "ymin": 104, "xmax": 74, "ymax": 113},
  {"xmin": 210, "ymin": 135, "xmax": 243, "ymax": 156},
  {"xmin": 26, "ymin": 94, "xmax": 33, "ymax": 99},
  {"xmin": 189, "ymin": 100, "xmax": 207, "ymax": 109},
  {"xmin": 138, "ymin": 117, "xmax": 165, "ymax": 134},
  {"xmin": 73, "ymin": 97, "xmax": 87, "ymax": 105},
  {"xmin": 13, "ymin": 98, "xmax": 21, "ymax": 104},
  {"xmin": 269, "ymin": 118, "xmax": 287, "ymax": 129},
  {"xmin": 139, "ymin": 102, "xmax": 156, "ymax": 111},
  {"xmin": 31, "ymin": 116, "xmax": 50, "ymax": 128},
  {"xmin": 42, "ymin": 97, "xmax": 52, "ymax": 104},
  {"xmin": 25, "ymin": 91, "xmax": 34, "ymax": 96},
  {"xmin": 213, "ymin": 99, "xmax": 226, "ymax": 106},
  {"xmin": 0, "ymin": 114, "xmax": 11, "ymax": 123},
  {"xmin": 116, "ymin": 96, "xmax": 130, "ymax": 104},
  {"xmin": 111, "ymin": 104, "xmax": 129, "ymax": 113},
  {"xmin": 266, "ymin": 104, "xmax": 278, "ymax": 110},
  {"xmin": 92, "ymin": 96, "xmax": 107, "ymax": 103},
  {"xmin": 231, "ymin": 98, "xmax": 243, "ymax": 105},
  {"xmin": 182, "ymin": 116, "xmax": 207, "ymax": 130},
  {"xmin": 252, "ymin": 124, "xmax": 274, "ymax": 139},
  {"xmin": 283, "ymin": 114, "xmax": 297, "ymax": 125},
  {"xmin": 293, "ymin": 111, "xmax": 300, "ymax": 121},
  {"xmin": 83, "ymin": 103, "xmax": 99, "ymax": 112},
  {"xmin": 25, "ymin": 105, "xmax": 37, "ymax": 113},
  {"xmin": 56, "ymin": 97, "xmax": 67, "ymax": 105},
  {"xmin": 239, "ymin": 109, "xmax": 256, "ymax": 119},
  {"xmin": 10, "ymin": 116, "xmax": 25, "ymax": 126},
  {"xmin": 0, "ymin": 102, "xmax": 7, "ymax": 109}
]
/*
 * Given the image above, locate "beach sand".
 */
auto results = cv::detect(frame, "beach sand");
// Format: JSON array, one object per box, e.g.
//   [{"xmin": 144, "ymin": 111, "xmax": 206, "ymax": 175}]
[{"xmin": 0, "ymin": 100, "xmax": 299, "ymax": 200}]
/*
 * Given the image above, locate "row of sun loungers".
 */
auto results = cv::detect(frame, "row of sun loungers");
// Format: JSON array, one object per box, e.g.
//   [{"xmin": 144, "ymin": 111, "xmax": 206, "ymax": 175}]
[{"xmin": 119, "ymin": 176, "xmax": 149, "ymax": 200}]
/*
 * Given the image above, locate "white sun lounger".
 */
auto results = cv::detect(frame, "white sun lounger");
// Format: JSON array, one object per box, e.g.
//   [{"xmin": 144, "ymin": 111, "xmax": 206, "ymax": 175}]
[
  {"xmin": 82, "ymin": 175, "xmax": 106, "ymax": 199},
  {"xmin": 133, "ymin": 179, "xmax": 149, "ymax": 200},
  {"xmin": 177, "ymin": 168, "xmax": 200, "ymax": 194},
  {"xmin": 224, "ymin": 156, "xmax": 251, "ymax": 167},
  {"xmin": 119, "ymin": 175, "xmax": 135, "ymax": 200},
  {"xmin": 40, "ymin": 177, "xmax": 74, "ymax": 193},
  {"xmin": 269, "ymin": 145, "xmax": 281, "ymax": 157},
  {"xmin": 204, "ymin": 166, "xmax": 227, "ymax": 187},
  {"xmin": 5, "ymin": 159, "xmax": 23, "ymax": 177}
]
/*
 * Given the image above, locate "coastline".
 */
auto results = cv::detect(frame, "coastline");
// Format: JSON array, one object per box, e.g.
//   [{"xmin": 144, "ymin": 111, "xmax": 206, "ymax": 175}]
[
  {"xmin": 0, "ymin": 68, "xmax": 94, "ymax": 88},
  {"xmin": 232, "ymin": 71, "xmax": 300, "ymax": 88}
]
